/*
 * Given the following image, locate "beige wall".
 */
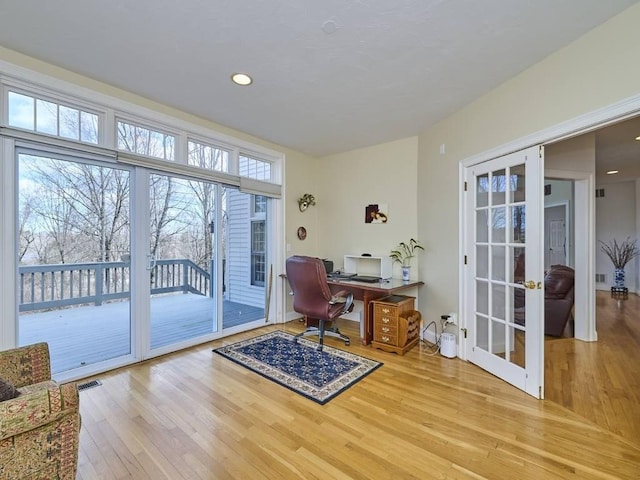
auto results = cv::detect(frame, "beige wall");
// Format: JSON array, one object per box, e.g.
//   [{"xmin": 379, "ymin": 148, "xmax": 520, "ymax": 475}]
[
  {"xmin": 417, "ymin": 3, "xmax": 640, "ymax": 321},
  {"xmin": 315, "ymin": 137, "xmax": 419, "ymax": 279}
]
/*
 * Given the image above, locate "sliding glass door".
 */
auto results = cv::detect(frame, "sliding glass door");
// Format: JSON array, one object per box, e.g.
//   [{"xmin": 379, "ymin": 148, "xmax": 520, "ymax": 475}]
[
  {"xmin": 221, "ymin": 187, "xmax": 269, "ymax": 332},
  {"xmin": 15, "ymin": 149, "xmax": 273, "ymax": 377},
  {"xmin": 17, "ymin": 151, "xmax": 132, "ymax": 374},
  {"xmin": 148, "ymin": 173, "xmax": 219, "ymax": 350}
]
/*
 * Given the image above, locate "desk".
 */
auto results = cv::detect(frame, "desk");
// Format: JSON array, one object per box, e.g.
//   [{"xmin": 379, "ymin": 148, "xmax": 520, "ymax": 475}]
[{"xmin": 326, "ymin": 278, "xmax": 424, "ymax": 345}]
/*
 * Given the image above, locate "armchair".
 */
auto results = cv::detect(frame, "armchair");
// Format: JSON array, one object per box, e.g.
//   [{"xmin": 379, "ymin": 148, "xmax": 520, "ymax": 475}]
[
  {"xmin": 286, "ymin": 255, "xmax": 354, "ymax": 351},
  {"xmin": 544, "ymin": 265, "xmax": 575, "ymax": 337},
  {"xmin": 0, "ymin": 342, "xmax": 80, "ymax": 480}
]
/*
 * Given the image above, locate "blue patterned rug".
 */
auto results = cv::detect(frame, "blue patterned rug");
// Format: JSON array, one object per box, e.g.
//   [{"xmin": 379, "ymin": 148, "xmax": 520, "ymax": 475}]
[{"xmin": 213, "ymin": 330, "xmax": 382, "ymax": 404}]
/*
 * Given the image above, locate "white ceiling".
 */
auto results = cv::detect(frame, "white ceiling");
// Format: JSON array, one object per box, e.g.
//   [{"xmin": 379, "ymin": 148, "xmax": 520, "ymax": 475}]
[{"xmin": 0, "ymin": 0, "xmax": 638, "ymax": 158}]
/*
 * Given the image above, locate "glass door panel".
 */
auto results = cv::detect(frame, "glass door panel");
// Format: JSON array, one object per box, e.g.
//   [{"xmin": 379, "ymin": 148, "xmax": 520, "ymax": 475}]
[
  {"xmin": 149, "ymin": 174, "xmax": 218, "ymax": 349},
  {"xmin": 221, "ymin": 187, "xmax": 267, "ymax": 330},
  {"xmin": 18, "ymin": 153, "xmax": 131, "ymax": 374}
]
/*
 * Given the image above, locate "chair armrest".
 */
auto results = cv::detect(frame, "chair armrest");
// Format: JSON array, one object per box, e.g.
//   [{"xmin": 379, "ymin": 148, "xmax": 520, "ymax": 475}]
[
  {"xmin": 0, "ymin": 380, "xmax": 79, "ymax": 440},
  {"xmin": 0, "ymin": 342, "xmax": 51, "ymax": 388},
  {"xmin": 329, "ymin": 290, "xmax": 354, "ymax": 313}
]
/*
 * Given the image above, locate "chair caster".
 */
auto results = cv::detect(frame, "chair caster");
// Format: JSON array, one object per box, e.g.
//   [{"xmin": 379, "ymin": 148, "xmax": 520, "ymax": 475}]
[{"xmin": 316, "ymin": 346, "xmax": 323, "ymax": 352}]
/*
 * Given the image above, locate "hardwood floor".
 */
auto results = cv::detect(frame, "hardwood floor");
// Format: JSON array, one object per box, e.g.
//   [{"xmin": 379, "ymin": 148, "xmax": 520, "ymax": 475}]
[
  {"xmin": 76, "ymin": 307, "xmax": 640, "ymax": 479},
  {"xmin": 545, "ymin": 290, "xmax": 640, "ymax": 445}
]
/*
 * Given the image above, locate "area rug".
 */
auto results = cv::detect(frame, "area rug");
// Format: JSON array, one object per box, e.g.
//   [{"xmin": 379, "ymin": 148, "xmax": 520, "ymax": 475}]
[{"xmin": 213, "ymin": 330, "xmax": 382, "ymax": 404}]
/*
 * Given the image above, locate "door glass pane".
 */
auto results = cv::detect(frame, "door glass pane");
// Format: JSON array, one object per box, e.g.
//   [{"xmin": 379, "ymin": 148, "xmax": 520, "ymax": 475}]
[
  {"xmin": 490, "ymin": 319, "xmax": 506, "ymax": 357},
  {"xmin": 221, "ymin": 187, "xmax": 266, "ymax": 328},
  {"xmin": 491, "ymin": 207, "xmax": 506, "ymax": 243},
  {"xmin": 510, "ymin": 165, "xmax": 526, "ymax": 203},
  {"xmin": 476, "ymin": 280, "xmax": 488, "ymax": 315},
  {"xmin": 18, "ymin": 154, "xmax": 131, "ymax": 374},
  {"xmin": 476, "ymin": 315, "xmax": 489, "ymax": 350},
  {"xmin": 476, "ymin": 246, "xmax": 488, "ymax": 279},
  {"xmin": 508, "ymin": 325, "xmax": 526, "ymax": 368},
  {"xmin": 491, "ymin": 283, "xmax": 506, "ymax": 319},
  {"xmin": 491, "ymin": 169, "xmax": 507, "ymax": 205},
  {"xmin": 511, "ymin": 247, "xmax": 525, "ymax": 283},
  {"xmin": 149, "ymin": 174, "xmax": 218, "ymax": 349},
  {"xmin": 476, "ymin": 173, "xmax": 489, "ymax": 207},
  {"xmin": 476, "ymin": 209, "xmax": 489, "ymax": 242},
  {"xmin": 511, "ymin": 206, "xmax": 526, "ymax": 243},
  {"xmin": 511, "ymin": 285, "xmax": 526, "ymax": 327},
  {"xmin": 492, "ymin": 246, "xmax": 506, "ymax": 281}
]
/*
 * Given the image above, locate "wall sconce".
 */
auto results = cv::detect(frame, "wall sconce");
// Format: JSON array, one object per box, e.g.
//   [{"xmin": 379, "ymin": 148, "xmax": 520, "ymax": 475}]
[{"xmin": 298, "ymin": 193, "xmax": 316, "ymax": 212}]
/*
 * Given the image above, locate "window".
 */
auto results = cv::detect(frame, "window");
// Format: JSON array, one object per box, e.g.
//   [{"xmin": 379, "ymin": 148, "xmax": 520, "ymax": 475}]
[
  {"xmin": 187, "ymin": 140, "xmax": 229, "ymax": 172},
  {"xmin": 239, "ymin": 154, "xmax": 271, "ymax": 181},
  {"xmin": 8, "ymin": 91, "xmax": 99, "ymax": 143},
  {"xmin": 250, "ymin": 195, "xmax": 267, "ymax": 286},
  {"xmin": 251, "ymin": 220, "xmax": 266, "ymax": 286},
  {"xmin": 117, "ymin": 120, "xmax": 175, "ymax": 160},
  {"xmin": 253, "ymin": 194, "xmax": 267, "ymax": 215}
]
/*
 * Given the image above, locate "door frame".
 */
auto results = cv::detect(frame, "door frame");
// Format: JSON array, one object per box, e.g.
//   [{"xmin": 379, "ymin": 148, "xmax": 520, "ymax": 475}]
[
  {"xmin": 545, "ymin": 169, "xmax": 596, "ymax": 342},
  {"xmin": 457, "ymin": 98, "xmax": 640, "ymax": 363}
]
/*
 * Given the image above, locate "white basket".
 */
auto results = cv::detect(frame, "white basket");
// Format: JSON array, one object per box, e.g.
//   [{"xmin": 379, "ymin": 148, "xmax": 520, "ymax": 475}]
[{"xmin": 440, "ymin": 332, "xmax": 457, "ymax": 358}]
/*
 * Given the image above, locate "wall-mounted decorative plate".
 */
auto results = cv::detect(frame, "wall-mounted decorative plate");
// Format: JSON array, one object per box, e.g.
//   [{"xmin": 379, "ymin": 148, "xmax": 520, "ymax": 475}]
[{"xmin": 297, "ymin": 226, "xmax": 307, "ymax": 240}]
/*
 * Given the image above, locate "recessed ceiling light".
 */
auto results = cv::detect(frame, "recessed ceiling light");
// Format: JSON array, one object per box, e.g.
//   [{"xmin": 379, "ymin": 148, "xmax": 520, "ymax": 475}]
[
  {"xmin": 231, "ymin": 73, "xmax": 253, "ymax": 86},
  {"xmin": 636, "ymin": 135, "xmax": 640, "ymax": 141},
  {"xmin": 606, "ymin": 170, "xmax": 619, "ymax": 175}
]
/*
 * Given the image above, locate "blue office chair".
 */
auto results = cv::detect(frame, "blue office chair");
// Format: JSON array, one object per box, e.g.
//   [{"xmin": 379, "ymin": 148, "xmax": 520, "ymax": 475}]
[{"xmin": 286, "ymin": 255, "xmax": 353, "ymax": 351}]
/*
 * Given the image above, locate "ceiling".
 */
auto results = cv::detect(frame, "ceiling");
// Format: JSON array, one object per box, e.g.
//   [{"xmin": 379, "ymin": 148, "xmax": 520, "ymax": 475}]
[
  {"xmin": 594, "ymin": 116, "xmax": 640, "ymax": 183},
  {"xmin": 0, "ymin": 0, "xmax": 638, "ymax": 158}
]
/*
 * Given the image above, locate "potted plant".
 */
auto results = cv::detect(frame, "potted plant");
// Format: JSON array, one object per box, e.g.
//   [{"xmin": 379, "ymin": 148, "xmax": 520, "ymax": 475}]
[
  {"xmin": 599, "ymin": 237, "xmax": 639, "ymax": 291},
  {"xmin": 390, "ymin": 238, "xmax": 424, "ymax": 281}
]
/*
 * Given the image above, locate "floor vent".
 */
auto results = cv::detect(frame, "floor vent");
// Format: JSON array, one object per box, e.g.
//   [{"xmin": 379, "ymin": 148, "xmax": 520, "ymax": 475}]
[{"xmin": 77, "ymin": 379, "xmax": 102, "ymax": 391}]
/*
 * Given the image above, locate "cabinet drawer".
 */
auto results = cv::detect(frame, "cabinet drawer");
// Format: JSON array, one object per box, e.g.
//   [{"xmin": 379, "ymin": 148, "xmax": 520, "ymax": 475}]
[
  {"xmin": 373, "ymin": 332, "xmax": 398, "ymax": 344},
  {"xmin": 374, "ymin": 304, "xmax": 399, "ymax": 319},
  {"xmin": 375, "ymin": 323, "xmax": 397, "ymax": 336},
  {"xmin": 376, "ymin": 314, "xmax": 398, "ymax": 328}
]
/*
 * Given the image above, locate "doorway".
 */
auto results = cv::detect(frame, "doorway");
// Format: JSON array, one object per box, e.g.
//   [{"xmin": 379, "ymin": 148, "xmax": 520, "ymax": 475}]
[{"xmin": 544, "ymin": 204, "xmax": 568, "ymax": 269}]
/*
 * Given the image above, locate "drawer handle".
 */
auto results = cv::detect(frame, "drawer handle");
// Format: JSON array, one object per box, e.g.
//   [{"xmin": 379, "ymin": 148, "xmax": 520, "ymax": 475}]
[
  {"xmin": 382, "ymin": 308, "xmax": 390, "ymax": 314},
  {"xmin": 382, "ymin": 327, "xmax": 390, "ymax": 333},
  {"xmin": 382, "ymin": 336, "xmax": 390, "ymax": 342},
  {"xmin": 382, "ymin": 317, "xmax": 390, "ymax": 324}
]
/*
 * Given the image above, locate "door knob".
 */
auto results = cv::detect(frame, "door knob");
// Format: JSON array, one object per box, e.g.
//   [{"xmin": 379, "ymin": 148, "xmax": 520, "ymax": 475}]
[{"xmin": 523, "ymin": 280, "xmax": 542, "ymax": 289}]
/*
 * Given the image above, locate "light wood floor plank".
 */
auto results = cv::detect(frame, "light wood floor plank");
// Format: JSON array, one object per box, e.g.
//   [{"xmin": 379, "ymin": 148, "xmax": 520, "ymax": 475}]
[{"xmin": 76, "ymin": 295, "xmax": 640, "ymax": 479}]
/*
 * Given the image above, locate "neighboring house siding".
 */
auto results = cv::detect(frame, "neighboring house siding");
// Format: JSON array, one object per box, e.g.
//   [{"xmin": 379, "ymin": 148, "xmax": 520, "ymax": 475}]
[{"xmin": 226, "ymin": 190, "xmax": 265, "ymax": 308}]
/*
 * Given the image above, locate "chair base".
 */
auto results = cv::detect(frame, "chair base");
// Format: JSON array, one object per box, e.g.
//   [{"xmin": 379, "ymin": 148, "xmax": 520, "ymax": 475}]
[{"xmin": 294, "ymin": 322, "xmax": 350, "ymax": 351}]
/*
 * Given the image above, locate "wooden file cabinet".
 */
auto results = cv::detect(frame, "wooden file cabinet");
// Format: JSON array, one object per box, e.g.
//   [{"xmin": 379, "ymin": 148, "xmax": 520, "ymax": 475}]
[{"xmin": 371, "ymin": 295, "xmax": 420, "ymax": 355}]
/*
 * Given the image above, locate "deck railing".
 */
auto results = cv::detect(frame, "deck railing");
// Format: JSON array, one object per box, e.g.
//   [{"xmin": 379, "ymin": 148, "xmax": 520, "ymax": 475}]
[{"xmin": 19, "ymin": 259, "xmax": 211, "ymax": 312}]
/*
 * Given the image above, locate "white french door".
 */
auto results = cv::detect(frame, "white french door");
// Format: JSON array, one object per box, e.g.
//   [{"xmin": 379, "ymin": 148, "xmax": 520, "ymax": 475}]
[{"xmin": 463, "ymin": 145, "xmax": 545, "ymax": 398}]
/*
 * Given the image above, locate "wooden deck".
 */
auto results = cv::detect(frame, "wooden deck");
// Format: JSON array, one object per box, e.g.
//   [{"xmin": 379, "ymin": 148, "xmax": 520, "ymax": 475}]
[{"xmin": 19, "ymin": 293, "xmax": 264, "ymax": 373}]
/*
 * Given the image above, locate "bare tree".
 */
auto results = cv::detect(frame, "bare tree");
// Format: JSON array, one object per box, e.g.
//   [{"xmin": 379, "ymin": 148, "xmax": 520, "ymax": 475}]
[
  {"xmin": 18, "ymin": 197, "xmax": 35, "ymax": 261},
  {"xmin": 20, "ymin": 156, "xmax": 130, "ymax": 263}
]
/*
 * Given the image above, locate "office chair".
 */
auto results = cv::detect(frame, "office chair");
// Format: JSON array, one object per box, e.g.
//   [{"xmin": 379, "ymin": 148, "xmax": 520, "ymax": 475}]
[{"xmin": 286, "ymin": 255, "xmax": 353, "ymax": 351}]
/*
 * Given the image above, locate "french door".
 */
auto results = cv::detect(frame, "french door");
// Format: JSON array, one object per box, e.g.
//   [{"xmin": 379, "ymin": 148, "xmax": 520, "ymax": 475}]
[{"xmin": 463, "ymin": 145, "xmax": 545, "ymax": 398}]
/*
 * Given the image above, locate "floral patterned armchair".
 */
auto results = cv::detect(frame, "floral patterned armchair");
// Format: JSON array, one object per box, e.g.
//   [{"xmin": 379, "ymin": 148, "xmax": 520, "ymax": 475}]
[{"xmin": 0, "ymin": 342, "xmax": 80, "ymax": 480}]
